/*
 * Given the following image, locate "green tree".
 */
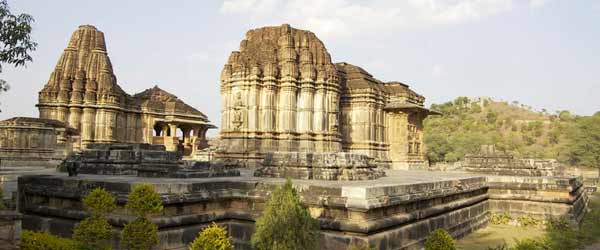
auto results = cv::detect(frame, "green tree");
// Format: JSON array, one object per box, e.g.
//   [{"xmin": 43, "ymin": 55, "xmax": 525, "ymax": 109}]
[
  {"xmin": 189, "ymin": 223, "xmax": 233, "ymax": 250},
  {"xmin": 125, "ymin": 184, "xmax": 163, "ymax": 217},
  {"xmin": 0, "ymin": 0, "xmax": 38, "ymax": 110},
  {"xmin": 121, "ymin": 184, "xmax": 163, "ymax": 250},
  {"xmin": 20, "ymin": 230, "xmax": 78, "ymax": 250},
  {"xmin": 251, "ymin": 179, "xmax": 320, "ymax": 250},
  {"xmin": 73, "ymin": 187, "xmax": 116, "ymax": 250},
  {"xmin": 120, "ymin": 218, "xmax": 159, "ymax": 250},
  {"xmin": 424, "ymin": 229, "xmax": 456, "ymax": 250},
  {"xmin": 73, "ymin": 216, "xmax": 113, "ymax": 250},
  {"xmin": 567, "ymin": 115, "xmax": 600, "ymax": 175}
]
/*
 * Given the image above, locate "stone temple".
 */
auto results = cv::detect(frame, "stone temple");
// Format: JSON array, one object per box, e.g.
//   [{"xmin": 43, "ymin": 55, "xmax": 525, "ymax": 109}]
[
  {"xmin": 2, "ymin": 23, "xmax": 590, "ymax": 250},
  {"xmin": 37, "ymin": 25, "xmax": 215, "ymax": 157},
  {"xmin": 217, "ymin": 24, "xmax": 437, "ymax": 169}
]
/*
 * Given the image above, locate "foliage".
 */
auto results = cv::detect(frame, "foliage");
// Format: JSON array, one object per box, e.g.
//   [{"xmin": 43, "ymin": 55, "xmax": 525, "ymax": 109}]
[
  {"xmin": 424, "ymin": 229, "xmax": 456, "ymax": 250},
  {"xmin": 566, "ymin": 114, "xmax": 600, "ymax": 169},
  {"xmin": 424, "ymin": 97, "xmax": 593, "ymax": 164},
  {"xmin": 251, "ymin": 179, "xmax": 320, "ymax": 250},
  {"xmin": 120, "ymin": 218, "xmax": 159, "ymax": 250},
  {"xmin": 20, "ymin": 230, "xmax": 79, "ymax": 250},
  {"xmin": 516, "ymin": 216, "xmax": 542, "ymax": 228},
  {"xmin": 82, "ymin": 187, "xmax": 116, "ymax": 214},
  {"xmin": 189, "ymin": 222, "xmax": 234, "ymax": 250},
  {"xmin": 125, "ymin": 184, "xmax": 163, "ymax": 217},
  {"xmin": 0, "ymin": 0, "xmax": 38, "ymax": 111},
  {"xmin": 511, "ymin": 239, "xmax": 548, "ymax": 250},
  {"xmin": 490, "ymin": 212, "xmax": 512, "ymax": 225},
  {"xmin": 72, "ymin": 215, "xmax": 113, "ymax": 250}
]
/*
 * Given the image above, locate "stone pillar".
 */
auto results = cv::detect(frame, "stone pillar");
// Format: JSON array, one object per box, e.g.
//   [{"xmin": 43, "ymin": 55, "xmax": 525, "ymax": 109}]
[
  {"xmin": 68, "ymin": 107, "xmax": 82, "ymax": 131},
  {"xmin": 297, "ymin": 81, "xmax": 314, "ymax": 133},
  {"xmin": 81, "ymin": 107, "xmax": 96, "ymax": 146},
  {"xmin": 313, "ymin": 85, "xmax": 325, "ymax": 133}
]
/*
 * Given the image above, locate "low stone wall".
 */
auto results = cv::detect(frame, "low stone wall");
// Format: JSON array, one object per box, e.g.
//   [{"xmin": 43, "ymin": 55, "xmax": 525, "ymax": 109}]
[
  {"xmin": 487, "ymin": 175, "xmax": 588, "ymax": 224},
  {"xmin": 18, "ymin": 171, "xmax": 489, "ymax": 250},
  {"xmin": 255, "ymin": 152, "xmax": 385, "ymax": 180},
  {"xmin": 0, "ymin": 211, "xmax": 21, "ymax": 246}
]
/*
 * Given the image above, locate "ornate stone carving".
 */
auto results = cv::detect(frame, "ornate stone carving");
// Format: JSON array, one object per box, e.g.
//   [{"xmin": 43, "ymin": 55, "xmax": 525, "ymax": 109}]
[
  {"xmin": 218, "ymin": 24, "xmax": 438, "ymax": 169},
  {"xmin": 36, "ymin": 25, "xmax": 216, "ymax": 155}
]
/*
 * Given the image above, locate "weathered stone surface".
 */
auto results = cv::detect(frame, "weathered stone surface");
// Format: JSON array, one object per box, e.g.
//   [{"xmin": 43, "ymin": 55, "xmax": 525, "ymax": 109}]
[
  {"xmin": 18, "ymin": 170, "xmax": 489, "ymax": 250},
  {"xmin": 74, "ymin": 143, "xmax": 240, "ymax": 178},
  {"xmin": 461, "ymin": 145, "xmax": 587, "ymax": 225},
  {"xmin": 463, "ymin": 145, "xmax": 565, "ymax": 176},
  {"xmin": 217, "ymin": 24, "xmax": 437, "ymax": 169},
  {"xmin": 487, "ymin": 175, "xmax": 588, "ymax": 224},
  {"xmin": 37, "ymin": 25, "xmax": 215, "ymax": 157},
  {"xmin": 0, "ymin": 211, "xmax": 21, "ymax": 246},
  {"xmin": 0, "ymin": 117, "xmax": 78, "ymax": 167},
  {"xmin": 255, "ymin": 152, "xmax": 385, "ymax": 180}
]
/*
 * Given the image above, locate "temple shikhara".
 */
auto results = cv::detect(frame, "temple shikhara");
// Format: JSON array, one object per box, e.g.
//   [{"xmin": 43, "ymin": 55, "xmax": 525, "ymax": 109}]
[
  {"xmin": 218, "ymin": 24, "xmax": 437, "ymax": 169},
  {"xmin": 0, "ymin": 23, "xmax": 590, "ymax": 250},
  {"xmin": 36, "ymin": 25, "xmax": 215, "ymax": 157}
]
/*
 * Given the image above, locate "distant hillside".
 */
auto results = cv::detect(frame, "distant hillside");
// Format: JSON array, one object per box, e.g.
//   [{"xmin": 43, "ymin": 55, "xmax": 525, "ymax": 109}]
[{"xmin": 423, "ymin": 97, "xmax": 598, "ymax": 165}]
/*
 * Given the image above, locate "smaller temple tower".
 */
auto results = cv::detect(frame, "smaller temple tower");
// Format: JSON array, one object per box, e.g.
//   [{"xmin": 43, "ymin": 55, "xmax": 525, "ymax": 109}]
[{"xmin": 37, "ymin": 25, "xmax": 215, "ymax": 157}]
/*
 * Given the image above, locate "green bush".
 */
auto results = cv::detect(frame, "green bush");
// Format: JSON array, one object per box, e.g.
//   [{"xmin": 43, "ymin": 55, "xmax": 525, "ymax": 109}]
[
  {"xmin": 189, "ymin": 222, "xmax": 233, "ymax": 250},
  {"xmin": 120, "ymin": 218, "xmax": 159, "ymax": 250},
  {"xmin": 126, "ymin": 184, "xmax": 163, "ymax": 217},
  {"xmin": 517, "ymin": 216, "xmax": 542, "ymax": 228},
  {"xmin": 20, "ymin": 230, "xmax": 79, "ymax": 250},
  {"xmin": 512, "ymin": 238, "xmax": 547, "ymax": 250},
  {"xmin": 490, "ymin": 212, "xmax": 512, "ymax": 225},
  {"xmin": 73, "ymin": 215, "xmax": 113, "ymax": 250},
  {"xmin": 424, "ymin": 229, "xmax": 456, "ymax": 250},
  {"xmin": 73, "ymin": 187, "xmax": 116, "ymax": 250},
  {"xmin": 121, "ymin": 184, "xmax": 163, "ymax": 250},
  {"xmin": 251, "ymin": 179, "xmax": 320, "ymax": 250},
  {"xmin": 82, "ymin": 187, "xmax": 116, "ymax": 214}
]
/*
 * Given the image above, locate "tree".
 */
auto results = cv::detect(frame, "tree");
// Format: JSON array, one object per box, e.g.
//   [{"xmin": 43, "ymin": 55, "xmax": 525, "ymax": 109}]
[
  {"xmin": 73, "ymin": 187, "xmax": 116, "ymax": 250},
  {"xmin": 0, "ymin": 0, "xmax": 38, "ymax": 110},
  {"xmin": 251, "ymin": 179, "xmax": 320, "ymax": 250},
  {"xmin": 189, "ymin": 223, "xmax": 234, "ymax": 250},
  {"xmin": 424, "ymin": 229, "xmax": 456, "ymax": 250},
  {"xmin": 567, "ymin": 115, "xmax": 600, "ymax": 174},
  {"xmin": 120, "ymin": 184, "xmax": 163, "ymax": 250}
]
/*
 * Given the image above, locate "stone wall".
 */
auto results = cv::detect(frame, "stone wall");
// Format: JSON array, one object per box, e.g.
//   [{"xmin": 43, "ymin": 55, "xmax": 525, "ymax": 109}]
[
  {"xmin": 18, "ymin": 171, "xmax": 489, "ymax": 250},
  {"xmin": 0, "ymin": 117, "xmax": 77, "ymax": 168},
  {"xmin": 487, "ymin": 175, "xmax": 588, "ymax": 224}
]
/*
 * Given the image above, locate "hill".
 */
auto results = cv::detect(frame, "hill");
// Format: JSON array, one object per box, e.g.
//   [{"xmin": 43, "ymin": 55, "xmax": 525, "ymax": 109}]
[{"xmin": 423, "ymin": 97, "xmax": 599, "ymax": 167}]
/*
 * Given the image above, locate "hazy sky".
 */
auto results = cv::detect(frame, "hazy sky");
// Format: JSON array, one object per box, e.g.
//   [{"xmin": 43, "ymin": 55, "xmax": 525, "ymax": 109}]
[{"xmin": 1, "ymin": 0, "xmax": 599, "ymax": 136}]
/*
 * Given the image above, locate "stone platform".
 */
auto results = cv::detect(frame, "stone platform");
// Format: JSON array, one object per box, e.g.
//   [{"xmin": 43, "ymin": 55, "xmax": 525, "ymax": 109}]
[
  {"xmin": 487, "ymin": 175, "xmax": 588, "ymax": 224},
  {"xmin": 18, "ymin": 170, "xmax": 489, "ymax": 250}
]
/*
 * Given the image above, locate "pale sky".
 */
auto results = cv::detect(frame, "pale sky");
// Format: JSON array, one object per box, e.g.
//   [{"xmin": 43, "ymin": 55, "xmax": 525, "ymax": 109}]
[{"xmin": 1, "ymin": 0, "xmax": 599, "ymax": 136}]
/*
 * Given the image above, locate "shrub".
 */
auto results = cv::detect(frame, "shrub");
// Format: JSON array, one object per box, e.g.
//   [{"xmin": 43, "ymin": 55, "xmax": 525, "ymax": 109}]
[
  {"xmin": 20, "ymin": 230, "xmax": 79, "ymax": 250},
  {"xmin": 73, "ymin": 216, "xmax": 113, "ymax": 250},
  {"xmin": 120, "ymin": 218, "xmax": 159, "ymax": 250},
  {"xmin": 490, "ymin": 212, "xmax": 512, "ymax": 225},
  {"xmin": 121, "ymin": 184, "xmax": 163, "ymax": 250},
  {"xmin": 251, "ymin": 179, "xmax": 320, "ymax": 250},
  {"xmin": 126, "ymin": 184, "xmax": 163, "ymax": 217},
  {"xmin": 73, "ymin": 187, "xmax": 116, "ymax": 250},
  {"xmin": 82, "ymin": 187, "xmax": 116, "ymax": 214},
  {"xmin": 517, "ymin": 216, "xmax": 541, "ymax": 228},
  {"xmin": 424, "ymin": 229, "xmax": 456, "ymax": 250},
  {"xmin": 189, "ymin": 223, "xmax": 233, "ymax": 250},
  {"xmin": 512, "ymin": 238, "xmax": 547, "ymax": 250}
]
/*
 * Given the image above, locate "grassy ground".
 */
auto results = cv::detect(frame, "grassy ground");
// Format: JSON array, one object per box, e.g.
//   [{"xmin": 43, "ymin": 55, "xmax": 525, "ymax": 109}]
[
  {"xmin": 457, "ymin": 192, "xmax": 600, "ymax": 250},
  {"xmin": 456, "ymin": 225, "xmax": 546, "ymax": 250}
]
